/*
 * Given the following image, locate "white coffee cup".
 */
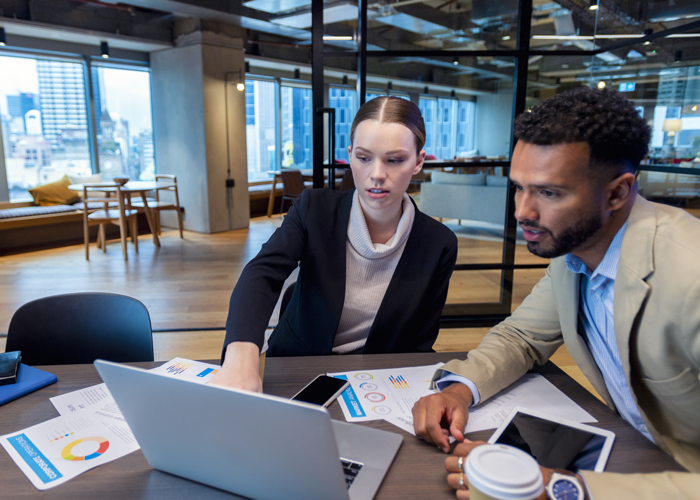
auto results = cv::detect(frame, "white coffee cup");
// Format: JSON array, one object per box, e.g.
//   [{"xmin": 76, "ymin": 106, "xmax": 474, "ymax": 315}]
[{"xmin": 465, "ymin": 444, "xmax": 544, "ymax": 500}]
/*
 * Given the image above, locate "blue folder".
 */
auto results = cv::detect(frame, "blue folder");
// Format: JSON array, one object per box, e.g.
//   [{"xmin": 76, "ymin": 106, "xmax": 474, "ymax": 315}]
[{"xmin": 0, "ymin": 364, "xmax": 57, "ymax": 406}]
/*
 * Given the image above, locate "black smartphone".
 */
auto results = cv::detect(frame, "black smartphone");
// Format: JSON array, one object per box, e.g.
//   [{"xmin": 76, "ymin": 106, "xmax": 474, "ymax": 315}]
[{"xmin": 290, "ymin": 374, "xmax": 350, "ymax": 408}]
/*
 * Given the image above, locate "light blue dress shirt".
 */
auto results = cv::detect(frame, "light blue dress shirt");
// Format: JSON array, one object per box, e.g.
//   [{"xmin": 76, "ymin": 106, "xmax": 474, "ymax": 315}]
[{"xmin": 437, "ymin": 222, "xmax": 655, "ymax": 442}]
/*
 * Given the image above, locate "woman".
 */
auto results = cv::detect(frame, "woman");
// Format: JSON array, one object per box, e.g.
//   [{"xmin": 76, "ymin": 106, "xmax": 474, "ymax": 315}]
[{"xmin": 211, "ymin": 96, "xmax": 457, "ymax": 391}]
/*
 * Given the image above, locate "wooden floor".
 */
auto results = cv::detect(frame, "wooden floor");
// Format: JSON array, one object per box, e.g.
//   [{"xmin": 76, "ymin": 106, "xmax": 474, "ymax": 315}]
[{"xmin": 0, "ymin": 213, "xmax": 602, "ymax": 402}]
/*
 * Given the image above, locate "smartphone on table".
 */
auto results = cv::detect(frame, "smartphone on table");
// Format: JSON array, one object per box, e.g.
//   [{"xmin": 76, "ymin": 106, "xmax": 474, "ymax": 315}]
[{"xmin": 291, "ymin": 374, "xmax": 350, "ymax": 408}]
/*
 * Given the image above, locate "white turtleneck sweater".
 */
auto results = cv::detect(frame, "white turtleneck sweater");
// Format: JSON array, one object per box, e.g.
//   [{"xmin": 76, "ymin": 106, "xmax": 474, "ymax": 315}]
[{"xmin": 331, "ymin": 190, "xmax": 416, "ymax": 354}]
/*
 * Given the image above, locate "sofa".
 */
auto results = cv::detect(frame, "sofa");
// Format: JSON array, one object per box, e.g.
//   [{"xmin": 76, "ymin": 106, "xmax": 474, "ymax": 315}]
[{"xmin": 420, "ymin": 171, "xmax": 509, "ymax": 225}]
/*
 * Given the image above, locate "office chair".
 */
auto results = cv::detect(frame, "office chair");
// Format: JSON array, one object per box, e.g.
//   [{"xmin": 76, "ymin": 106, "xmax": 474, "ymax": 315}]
[
  {"xmin": 279, "ymin": 170, "xmax": 306, "ymax": 214},
  {"xmin": 130, "ymin": 174, "xmax": 184, "ymax": 238},
  {"xmin": 339, "ymin": 169, "xmax": 355, "ymax": 192},
  {"xmin": 6, "ymin": 293, "xmax": 154, "ymax": 366},
  {"xmin": 82, "ymin": 184, "xmax": 139, "ymax": 261}
]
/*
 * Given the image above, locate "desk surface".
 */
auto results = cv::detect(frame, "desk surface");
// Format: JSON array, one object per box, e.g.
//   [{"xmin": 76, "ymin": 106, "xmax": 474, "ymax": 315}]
[{"xmin": 0, "ymin": 353, "xmax": 685, "ymax": 499}]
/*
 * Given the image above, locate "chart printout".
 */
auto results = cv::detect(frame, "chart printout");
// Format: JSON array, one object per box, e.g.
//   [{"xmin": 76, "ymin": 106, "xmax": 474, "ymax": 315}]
[
  {"xmin": 0, "ymin": 411, "xmax": 139, "ymax": 490},
  {"xmin": 328, "ymin": 363, "xmax": 445, "ymax": 422}
]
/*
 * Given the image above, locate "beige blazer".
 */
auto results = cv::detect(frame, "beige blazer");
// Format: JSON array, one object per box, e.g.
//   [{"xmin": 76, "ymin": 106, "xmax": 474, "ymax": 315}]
[{"xmin": 437, "ymin": 196, "xmax": 700, "ymax": 499}]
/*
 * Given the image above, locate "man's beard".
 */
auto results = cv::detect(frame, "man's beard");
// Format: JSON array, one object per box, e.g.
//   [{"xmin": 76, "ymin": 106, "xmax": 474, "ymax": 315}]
[{"xmin": 523, "ymin": 211, "xmax": 603, "ymax": 259}]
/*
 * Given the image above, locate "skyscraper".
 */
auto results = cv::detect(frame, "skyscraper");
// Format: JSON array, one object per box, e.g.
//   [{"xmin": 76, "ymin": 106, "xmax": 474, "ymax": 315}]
[
  {"xmin": 36, "ymin": 60, "xmax": 88, "ymax": 147},
  {"xmin": 7, "ymin": 93, "xmax": 39, "ymax": 120}
]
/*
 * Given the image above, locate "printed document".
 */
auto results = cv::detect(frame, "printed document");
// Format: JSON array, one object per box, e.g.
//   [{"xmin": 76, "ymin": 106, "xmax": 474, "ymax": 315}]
[
  {"xmin": 328, "ymin": 363, "xmax": 445, "ymax": 422},
  {"xmin": 1, "ymin": 358, "xmax": 221, "ymax": 490},
  {"xmin": 50, "ymin": 358, "xmax": 221, "ymax": 417},
  {"xmin": 383, "ymin": 373, "xmax": 596, "ymax": 437},
  {"xmin": 0, "ymin": 410, "xmax": 139, "ymax": 490}
]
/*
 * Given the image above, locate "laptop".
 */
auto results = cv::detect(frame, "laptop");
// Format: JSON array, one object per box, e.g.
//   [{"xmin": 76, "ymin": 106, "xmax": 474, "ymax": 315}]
[{"xmin": 94, "ymin": 360, "xmax": 402, "ymax": 500}]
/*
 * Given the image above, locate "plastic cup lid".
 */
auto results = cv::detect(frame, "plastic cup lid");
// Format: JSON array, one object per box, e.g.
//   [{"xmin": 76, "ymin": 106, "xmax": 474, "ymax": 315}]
[{"xmin": 465, "ymin": 444, "xmax": 544, "ymax": 500}]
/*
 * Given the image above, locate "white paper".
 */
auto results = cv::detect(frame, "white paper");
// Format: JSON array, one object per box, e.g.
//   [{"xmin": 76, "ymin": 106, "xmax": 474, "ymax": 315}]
[
  {"xmin": 148, "ymin": 357, "xmax": 221, "ymax": 383},
  {"xmin": 0, "ymin": 411, "xmax": 139, "ymax": 490},
  {"xmin": 4, "ymin": 358, "xmax": 224, "ymax": 490},
  {"xmin": 50, "ymin": 358, "xmax": 222, "ymax": 418},
  {"xmin": 327, "ymin": 363, "xmax": 444, "ymax": 422},
  {"xmin": 50, "ymin": 383, "xmax": 114, "ymax": 417},
  {"xmin": 384, "ymin": 373, "xmax": 596, "ymax": 438}
]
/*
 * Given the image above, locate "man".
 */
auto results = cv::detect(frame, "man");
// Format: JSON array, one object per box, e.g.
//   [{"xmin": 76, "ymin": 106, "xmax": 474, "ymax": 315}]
[{"xmin": 413, "ymin": 87, "xmax": 700, "ymax": 499}]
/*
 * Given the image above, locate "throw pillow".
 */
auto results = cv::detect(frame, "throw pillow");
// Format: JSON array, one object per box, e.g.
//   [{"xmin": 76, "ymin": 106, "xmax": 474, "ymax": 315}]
[
  {"xmin": 68, "ymin": 173, "xmax": 106, "ymax": 201},
  {"xmin": 28, "ymin": 175, "xmax": 81, "ymax": 206}
]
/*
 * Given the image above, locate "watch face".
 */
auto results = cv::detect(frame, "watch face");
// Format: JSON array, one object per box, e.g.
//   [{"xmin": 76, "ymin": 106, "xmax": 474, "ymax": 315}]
[{"xmin": 551, "ymin": 478, "xmax": 581, "ymax": 500}]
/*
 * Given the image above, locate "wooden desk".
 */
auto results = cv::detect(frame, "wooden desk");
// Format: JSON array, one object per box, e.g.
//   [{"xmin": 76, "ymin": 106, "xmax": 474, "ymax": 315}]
[
  {"xmin": 69, "ymin": 181, "xmax": 175, "ymax": 247},
  {"xmin": 0, "ymin": 353, "xmax": 685, "ymax": 499}
]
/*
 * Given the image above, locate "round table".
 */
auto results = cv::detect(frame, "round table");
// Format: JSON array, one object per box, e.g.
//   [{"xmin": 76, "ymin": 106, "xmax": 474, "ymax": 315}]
[{"xmin": 69, "ymin": 181, "xmax": 175, "ymax": 247}]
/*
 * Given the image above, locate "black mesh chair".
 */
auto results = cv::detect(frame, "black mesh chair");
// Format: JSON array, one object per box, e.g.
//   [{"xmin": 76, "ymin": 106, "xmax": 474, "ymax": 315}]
[{"xmin": 6, "ymin": 293, "xmax": 154, "ymax": 366}]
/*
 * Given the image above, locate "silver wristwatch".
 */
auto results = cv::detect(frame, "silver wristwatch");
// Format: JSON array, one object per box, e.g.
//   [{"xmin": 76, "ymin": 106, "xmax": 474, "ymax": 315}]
[{"xmin": 546, "ymin": 472, "xmax": 584, "ymax": 500}]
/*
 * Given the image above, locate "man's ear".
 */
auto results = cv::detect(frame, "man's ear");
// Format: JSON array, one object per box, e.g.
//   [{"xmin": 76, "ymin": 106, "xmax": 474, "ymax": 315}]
[{"xmin": 607, "ymin": 172, "xmax": 636, "ymax": 211}]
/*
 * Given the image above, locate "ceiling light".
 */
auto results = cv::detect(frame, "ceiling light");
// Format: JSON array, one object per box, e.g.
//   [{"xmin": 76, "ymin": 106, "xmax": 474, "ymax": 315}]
[
  {"xmin": 100, "ymin": 41, "xmax": 109, "ymax": 59},
  {"xmin": 237, "ymin": 83, "xmax": 245, "ymax": 91},
  {"xmin": 0, "ymin": 27, "xmax": 6, "ymax": 46},
  {"xmin": 323, "ymin": 35, "xmax": 353, "ymax": 41},
  {"xmin": 589, "ymin": 0, "xmax": 598, "ymax": 10},
  {"xmin": 502, "ymin": 35, "xmax": 511, "ymax": 40},
  {"xmin": 453, "ymin": 57, "xmax": 459, "ymax": 65},
  {"xmin": 597, "ymin": 81, "xmax": 606, "ymax": 89},
  {"xmin": 644, "ymin": 41, "xmax": 651, "ymax": 45},
  {"xmin": 692, "ymin": 105, "xmax": 698, "ymax": 111}
]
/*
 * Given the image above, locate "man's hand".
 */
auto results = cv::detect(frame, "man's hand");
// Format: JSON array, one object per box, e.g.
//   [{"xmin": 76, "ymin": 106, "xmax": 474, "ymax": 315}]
[
  {"xmin": 446, "ymin": 441, "xmax": 548, "ymax": 500},
  {"xmin": 446, "ymin": 442, "xmax": 587, "ymax": 500},
  {"xmin": 209, "ymin": 342, "xmax": 262, "ymax": 393},
  {"xmin": 412, "ymin": 382, "xmax": 473, "ymax": 453}
]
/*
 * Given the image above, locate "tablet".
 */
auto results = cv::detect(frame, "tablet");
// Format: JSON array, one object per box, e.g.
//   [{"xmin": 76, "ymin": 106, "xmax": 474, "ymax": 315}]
[{"xmin": 487, "ymin": 407, "xmax": 615, "ymax": 473}]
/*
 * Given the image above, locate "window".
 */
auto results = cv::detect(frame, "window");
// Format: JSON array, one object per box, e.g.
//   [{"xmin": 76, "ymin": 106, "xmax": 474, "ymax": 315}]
[
  {"xmin": 1, "ymin": 55, "xmax": 91, "ymax": 201},
  {"xmin": 245, "ymin": 79, "xmax": 278, "ymax": 180},
  {"xmin": 419, "ymin": 97, "xmax": 437, "ymax": 156},
  {"xmin": 329, "ymin": 86, "xmax": 357, "ymax": 162},
  {"xmin": 456, "ymin": 100, "xmax": 476, "ymax": 155},
  {"xmin": 91, "ymin": 65, "xmax": 154, "ymax": 181},
  {"xmin": 281, "ymin": 85, "xmax": 312, "ymax": 168},
  {"xmin": 436, "ymin": 98, "xmax": 457, "ymax": 159}
]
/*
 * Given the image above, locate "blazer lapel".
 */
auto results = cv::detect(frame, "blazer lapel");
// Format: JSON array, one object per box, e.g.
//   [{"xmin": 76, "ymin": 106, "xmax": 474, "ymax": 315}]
[
  {"xmin": 324, "ymin": 190, "xmax": 354, "ymax": 343},
  {"xmin": 614, "ymin": 196, "xmax": 655, "ymax": 381},
  {"xmin": 554, "ymin": 259, "xmax": 615, "ymax": 407}
]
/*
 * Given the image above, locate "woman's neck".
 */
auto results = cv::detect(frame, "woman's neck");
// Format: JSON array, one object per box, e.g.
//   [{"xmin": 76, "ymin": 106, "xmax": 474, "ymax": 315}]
[{"xmin": 358, "ymin": 195, "xmax": 404, "ymax": 245}]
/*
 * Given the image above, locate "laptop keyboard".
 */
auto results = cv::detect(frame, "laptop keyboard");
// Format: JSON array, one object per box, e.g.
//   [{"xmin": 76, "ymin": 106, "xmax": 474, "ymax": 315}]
[{"xmin": 340, "ymin": 458, "xmax": 364, "ymax": 488}]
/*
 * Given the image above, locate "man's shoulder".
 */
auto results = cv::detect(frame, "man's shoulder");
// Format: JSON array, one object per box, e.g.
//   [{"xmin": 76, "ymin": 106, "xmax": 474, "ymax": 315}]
[{"xmin": 650, "ymin": 200, "xmax": 700, "ymax": 260}]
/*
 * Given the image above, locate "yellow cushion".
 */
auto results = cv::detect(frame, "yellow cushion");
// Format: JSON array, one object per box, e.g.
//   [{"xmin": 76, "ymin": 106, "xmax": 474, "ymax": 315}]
[{"xmin": 28, "ymin": 175, "xmax": 81, "ymax": 206}]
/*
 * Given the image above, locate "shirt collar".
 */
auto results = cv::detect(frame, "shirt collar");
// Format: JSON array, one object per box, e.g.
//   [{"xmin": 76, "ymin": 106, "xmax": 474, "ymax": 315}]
[{"xmin": 564, "ymin": 222, "xmax": 628, "ymax": 282}]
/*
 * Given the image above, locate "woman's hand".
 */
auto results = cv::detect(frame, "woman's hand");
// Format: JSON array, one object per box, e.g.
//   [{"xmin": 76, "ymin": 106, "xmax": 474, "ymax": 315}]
[{"xmin": 209, "ymin": 341, "xmax": 262, "ymax": 393}]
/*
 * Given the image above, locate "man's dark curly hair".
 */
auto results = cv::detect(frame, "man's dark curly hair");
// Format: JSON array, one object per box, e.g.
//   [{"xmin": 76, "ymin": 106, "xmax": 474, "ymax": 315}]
[{"xmin": 513, "ymin": 87, "xmax": 651, "ymax": 174}]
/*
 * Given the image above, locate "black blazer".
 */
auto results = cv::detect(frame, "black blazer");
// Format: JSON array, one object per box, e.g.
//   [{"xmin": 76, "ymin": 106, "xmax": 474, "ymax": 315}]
[{"xmin": 223, "ymin": 189, "xmax": 457, "ymax": 359}]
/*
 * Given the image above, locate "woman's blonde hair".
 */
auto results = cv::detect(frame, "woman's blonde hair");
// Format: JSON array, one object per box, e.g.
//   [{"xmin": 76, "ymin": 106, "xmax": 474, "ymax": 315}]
[{"xmin": 349, "ymin": 96, "xmax": 426, "ymax": 154}]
